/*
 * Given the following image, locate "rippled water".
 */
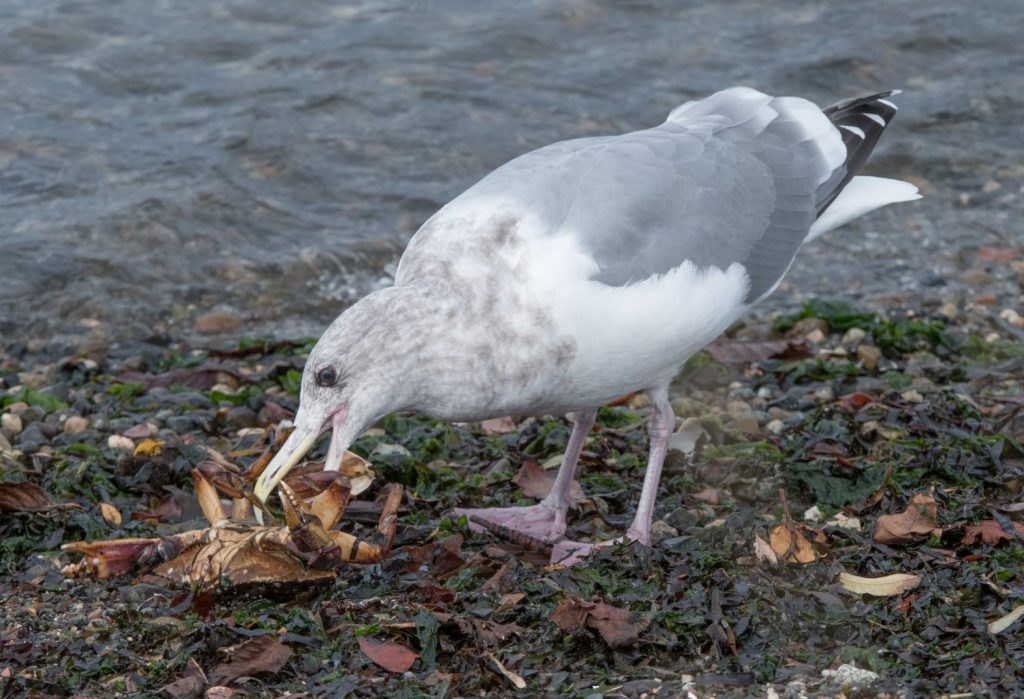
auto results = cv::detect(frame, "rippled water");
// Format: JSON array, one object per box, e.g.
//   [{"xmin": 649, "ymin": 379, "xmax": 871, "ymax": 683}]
[{"xmin": 2, "ymin": 0, "xmax": 1021, "ymax": 348}]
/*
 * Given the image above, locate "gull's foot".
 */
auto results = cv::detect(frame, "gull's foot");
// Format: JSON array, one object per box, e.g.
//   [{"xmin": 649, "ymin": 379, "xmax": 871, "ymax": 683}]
[
  {"xmin": 452, "ymin": 503, "xmax": 567, "ymax": 542},
  {"xmin": 550, "ymin": 527, "xmax": 651, "ymax": 566}
]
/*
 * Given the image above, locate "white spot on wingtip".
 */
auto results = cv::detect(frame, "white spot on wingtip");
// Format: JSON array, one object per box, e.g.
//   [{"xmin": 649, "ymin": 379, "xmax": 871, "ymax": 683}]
[
  {"xmin": 877, "ymin": 99, "xmax": 897, "ymax": 110},
  {"xmin": 840, "ymin": 124, "xmax": 866, "ymax": 139},
  {"xmin": 865, "ymin": 112, "xmax": 886, "ymax": 127}
]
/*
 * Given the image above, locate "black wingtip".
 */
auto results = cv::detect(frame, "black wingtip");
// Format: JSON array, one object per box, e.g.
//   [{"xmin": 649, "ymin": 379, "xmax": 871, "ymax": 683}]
[{"xmin": 817, "ymin": 90, "xmax": 902, "ymax": 215}]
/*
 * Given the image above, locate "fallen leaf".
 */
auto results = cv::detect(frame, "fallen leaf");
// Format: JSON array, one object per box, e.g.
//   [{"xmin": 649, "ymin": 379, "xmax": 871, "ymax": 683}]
[
  {"xmin": 358, "ymin": 638, "xmax": 418, "ymax": 673},
  {"xmin": 133, "ymin": 438, "xmax": 166, "ymax": 457},
  {"xmin": 99, "ymin": 502, "xmax": 122, "ymax": 528},
  {"xmin": 988, "ymin": 603, "xmax": 1024, "ymax": 634},
  {"xmin": 962, "ymin": 520, "xmax": 1024, "ymax": 546},
  {"xmin": 512, "ymin": 460, "xmax": 582, "ymax": 501},
  {"xmin": 209, "ymin": 635, "xmax": 291, "ymax": 685},
  {"xmin": 669, "ymin": 418, "xmax": 709, "ymax": 458},
  {"xmin": 874, "ymin": 494, "xmax": 941, "ymax": 544},
  {"xmin": 839, "ymin": 572, "xmax": 921, "ymax": 596},
  {"xmin": 480, "ymin": 416, "xmax": 517, "ymax": 434},
  {"xmin": 117, "ymin": 364, "xmax": 255, "ymax": 391},
  {"xmin": 551, "ymin": 597, "xmax": 639, "ymax": 648},
  {"xmin": 483, "ymin": 651, "xmax": 526, "ymax": 689},
  {"xmin": 753, "ymin": 533, "xmax": 778, "ymax": 565},
  {"xmin": 705, "ymin": 339, "xmax": 811, "ymax": 364},
  {"xmin": 0, "ymin": 482, "xmax": 59, "ymax": 512},
  {"xmin": 768, "ymin": 523, "xmax": 826, "ymax": 564}
]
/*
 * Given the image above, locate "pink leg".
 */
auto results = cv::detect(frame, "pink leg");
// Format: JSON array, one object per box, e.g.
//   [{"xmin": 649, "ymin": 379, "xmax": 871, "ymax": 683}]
[
  {"xmin": 552, "ymin": 384, "xmax": 675, "ymax": 566},
  {"xmin": 453, "ymin": 408, "xmax": 597, "ymax": 541}
]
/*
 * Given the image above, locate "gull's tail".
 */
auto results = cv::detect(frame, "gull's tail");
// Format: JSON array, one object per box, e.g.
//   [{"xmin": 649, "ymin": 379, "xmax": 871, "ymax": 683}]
[{"xmin": 808, "ymin": 90, "xmax": 921, "ymax": 240}]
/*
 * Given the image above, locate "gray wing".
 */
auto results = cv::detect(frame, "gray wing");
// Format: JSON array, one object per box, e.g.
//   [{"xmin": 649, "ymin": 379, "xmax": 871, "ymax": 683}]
[{"xmin": 455, "ymin": 88, "xmax": 894, "ymax": 302}]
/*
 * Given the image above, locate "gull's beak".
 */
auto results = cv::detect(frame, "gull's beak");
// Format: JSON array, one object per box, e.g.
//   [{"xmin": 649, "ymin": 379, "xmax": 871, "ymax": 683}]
[
  {"xmin": 253, "ymin": 424, "xmax": 320, "ymax": 514},
  {"xmin": 252, "ymin": 403, "xmax": 351, "ymax": 524}
]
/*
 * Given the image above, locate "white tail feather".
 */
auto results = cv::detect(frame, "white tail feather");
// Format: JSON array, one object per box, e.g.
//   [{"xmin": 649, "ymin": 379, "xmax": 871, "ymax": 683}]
[{"xmin": 808, "ymin": 176, "xmax": 920, "ymax": 241}]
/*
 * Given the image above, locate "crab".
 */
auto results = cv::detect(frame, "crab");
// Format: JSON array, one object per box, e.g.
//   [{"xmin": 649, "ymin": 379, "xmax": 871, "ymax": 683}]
[{"xmin": 62, "ymin": 446, "xmax": 403, "ymax": 591}]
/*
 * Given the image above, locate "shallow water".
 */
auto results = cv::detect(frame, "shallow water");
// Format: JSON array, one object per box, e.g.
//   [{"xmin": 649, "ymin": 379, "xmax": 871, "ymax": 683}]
[{"xmin": 1, "ymin": 0, "xmax": 1021, "ymax": 349}]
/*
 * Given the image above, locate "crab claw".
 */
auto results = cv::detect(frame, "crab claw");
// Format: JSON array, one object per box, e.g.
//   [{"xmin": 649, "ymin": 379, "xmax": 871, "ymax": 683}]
[
  {"xmin": 196, "ymin": 460, "xmax": 275, "ymax": 523},
  {"xmin": 62, "ymin": 538, "xmax": 164, "ymax": 579}
]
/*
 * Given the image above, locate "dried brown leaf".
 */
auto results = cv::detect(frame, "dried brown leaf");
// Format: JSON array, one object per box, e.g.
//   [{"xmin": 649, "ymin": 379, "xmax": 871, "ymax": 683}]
[
  {"xmin": 0, "ymin": 482, "xmax": 59, "ymax": 512},
  {"xmin": 705, "ymin": 339, "xmax": 811, "ymax": 364},
  {"xmin": 962, "ymin": 520, "xmax": 1024, "ymax": 546},
  {"xmin": 358, "ymin": 638, "xmax": 418, "ymax": 673},
  {"xmin": 512, "ymin": 460, "xmax": 582, "ymax": 501},
  {"xmin": 551, "ymin": 597, "xmax": 638, "ymax": 648},
  {"xmin": 483, "ymin": 651, "xmax": 527, "ymax": 689},
  {"xmin": 874, "ymin": 493, "xmax": 941, "ymax": 544},
  {"xmin": 209, "ymin": 634, "xmax": 291, "ymax": 685},
  {"xmin": 768, "ymin": 523, "xmax": 826, "ymax": 564}
]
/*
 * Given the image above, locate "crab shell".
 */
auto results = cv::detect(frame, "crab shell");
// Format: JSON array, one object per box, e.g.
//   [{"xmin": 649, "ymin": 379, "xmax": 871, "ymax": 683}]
[{"xmin": 62, "ymin": 460, "xmax": 402, "ymax": 590}]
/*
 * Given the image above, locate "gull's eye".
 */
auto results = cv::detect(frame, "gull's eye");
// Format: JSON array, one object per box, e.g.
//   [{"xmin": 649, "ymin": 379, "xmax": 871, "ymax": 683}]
[{"xmin": 315, "ymin": 365, "xmax": 338, "ymax": 387}]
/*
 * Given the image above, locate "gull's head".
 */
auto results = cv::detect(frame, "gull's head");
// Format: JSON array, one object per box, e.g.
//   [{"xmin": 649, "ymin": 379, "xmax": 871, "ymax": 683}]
[{"xmin": 253, "ymin": 289, "xmax": 415, "ymax": 508}]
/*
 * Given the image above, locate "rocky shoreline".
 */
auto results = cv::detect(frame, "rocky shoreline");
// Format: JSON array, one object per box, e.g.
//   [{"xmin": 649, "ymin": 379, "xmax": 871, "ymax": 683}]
[{"xmin": 2, "ymin": 275, "xmax": 1023, "ymax": 696}]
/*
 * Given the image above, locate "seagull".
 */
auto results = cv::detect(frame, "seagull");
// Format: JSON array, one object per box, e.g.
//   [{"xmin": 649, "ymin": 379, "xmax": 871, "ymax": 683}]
[{"xmin": 253, "ymin": 87, "xmax": 920, "ymax": 564}]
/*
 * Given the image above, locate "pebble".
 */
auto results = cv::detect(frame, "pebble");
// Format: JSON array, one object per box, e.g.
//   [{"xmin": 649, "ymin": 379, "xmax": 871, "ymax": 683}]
[
  {"xmin": 974, "ymin": 293, "xmax": 998, "ymax": 305},
  {"xmin": 1, "ymin": 412, "xmax": 23, "ymax": 434},
  {"xmin": 857, "ymin": 344, "xmax": 882, "ymax": 370},
  {"xmin": 821, "ymin": 663, "xmax": 880, "ymax": 687},
  {"xmin": 764, "ymin": 419, "xmax": 785, "ymax": 434},
  {"xmin": 671, "ymin": 397, "xmax": 710, "ymax": 418},
  {"xmin": 812, "ymin": 386, "xmax": 833, "ymax": 403},
  {"xmin": 165, "ymin": 415, "xmax": 195, "ymax": 433},
  {"xmin": 1001, "ymin": 308, "xmax": 1024, "ymax": 327},
  {"xmin": 900, "ymin": 389, "xmax": 925, "ymax": 403},
  {"xmin": 63, "ymin": 416, "xmax": 89, "ymax": 434},
  {"xmin": 786, "ymin": 317, "xmax": 829, "ymax": 339},
  {"xmin": 841, "ymin": 327, "xmax": 866, "ymax": 345},
  {"xmin": 194, "ymin": 310, "xmax": 243, "ymax": 334},
  {"xmin": 726, "ymin": 401, "xmax": 752, "ymax": 419},
  {"xmin": 20, "ymin": 405, "xmax": 46, "ymax": 423},
  {"xmin": 736, "ymin": 415, "xmax": 760, "ymax": 434},
  {"xmin": 6, "ymin": 401, "xmax": 28, "ymax": 413},
  {"xmin": 936, "ymin": 303, "xmax": 958, "ymax": 320},
  {"xmin": 15, "ymin": 424, "xmax": 46, "ymax": 450},
  {"xmin": 225, "ymin": 406, "xmax": 259, "ymax": 429},
  {"xmin": 649, "ymin": 520, "xmax": 679, "ymax": 541},
  {"xmin": 107, "ymin": 435, "xmax": 135, "ymax": 450}
]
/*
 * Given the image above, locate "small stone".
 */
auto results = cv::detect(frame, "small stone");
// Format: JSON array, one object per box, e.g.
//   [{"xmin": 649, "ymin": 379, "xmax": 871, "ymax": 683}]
[
  {"xmin": 962, "ymin": 269, "xmax": 991, "ymax": 285},
  {"xmin": 985, "ymin": 331, "xmax": 1001, "ymax": 343},
  {"xmin": 63, "ymin": 416, "xmax": 89, "ymax": 434},
  {"xmin": 194, "ymin": 310, "xmax": 244, "ymax": 335},
  {"xmin": 6, "ymin": 401, "xmax": 29, "ymax": 413},
  {"xmin": 822, "ymin": 663, "xmax": 880, "ymax": 687},
  {"xmin": 900, "ymin": 389, "xmax": 925, "ymax": 403},
  {"xmin": 803, "ymin": 505, "xmax": 824, "ymax": 522},
  {"xmin": 165, "ymin": 415, "xmax": 195, "ymax": 433},
  {"xmin": 107, "ymin": 435, "xmax": 135, "ymax": 450},
  {"xmin": 649, "ymin": 520, "xmax": 679, "ymax": 541},
  {"xmin": 936, "ymin": 303, "xmax": 958, "ymax": 320},
  {"xmin": 15, "ymin": 424, "xmax": 46, "ymax": 450},
  {"xmin": 1, "ymin": 413, "xmax": 23, "ymax": 434},
  {"xmin": 764, "ymin": 419, "xmax": 785, "ymax": 435},
  {"xmin": 1000, "ymin": 308, "xmax": 1024, "ymax": 327},
  {"xmin": 671, "ymin": 397, "xmax": 710, "ymax": 418},
  {"xmin": 812, "ymin": 386, "xmax": 833, "ymax": 403},
  {"xmin": 841, "ymin": 327, "xmax": 867, "ymax": 345},
  {"xmin": 0, "ymin": 431, "xmax": 13, "ymax": 452},
  {"xmin": 225, "ymin": 406, "xmax": 259, "ymax": 429},
  {"xmin": 19, "ymin": 405, "xmax": 46, "ymax": 423},
  {"xmin": 786, "ymin": 317, "xmax": 829, "ymax": 339},
  {"xmin": 857, "ymin": 344, "xmax": 882, "ymax": 370},
  {"xmin": 974, "ymin": 293, "xmax": 998, "ymax": 305},
  {"xmin": 726, "ymin": 401, "xmax": 752, "ymax": 419},
  {"xmin": 735, "ymin": 415, "xmax": 760, "ymax": 434}
]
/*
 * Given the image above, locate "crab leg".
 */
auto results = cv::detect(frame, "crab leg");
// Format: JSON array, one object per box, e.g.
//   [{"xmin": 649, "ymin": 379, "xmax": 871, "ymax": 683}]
[{"xmin": 280, "ymin": 482, "xmax": 403, "ymax": 567}]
